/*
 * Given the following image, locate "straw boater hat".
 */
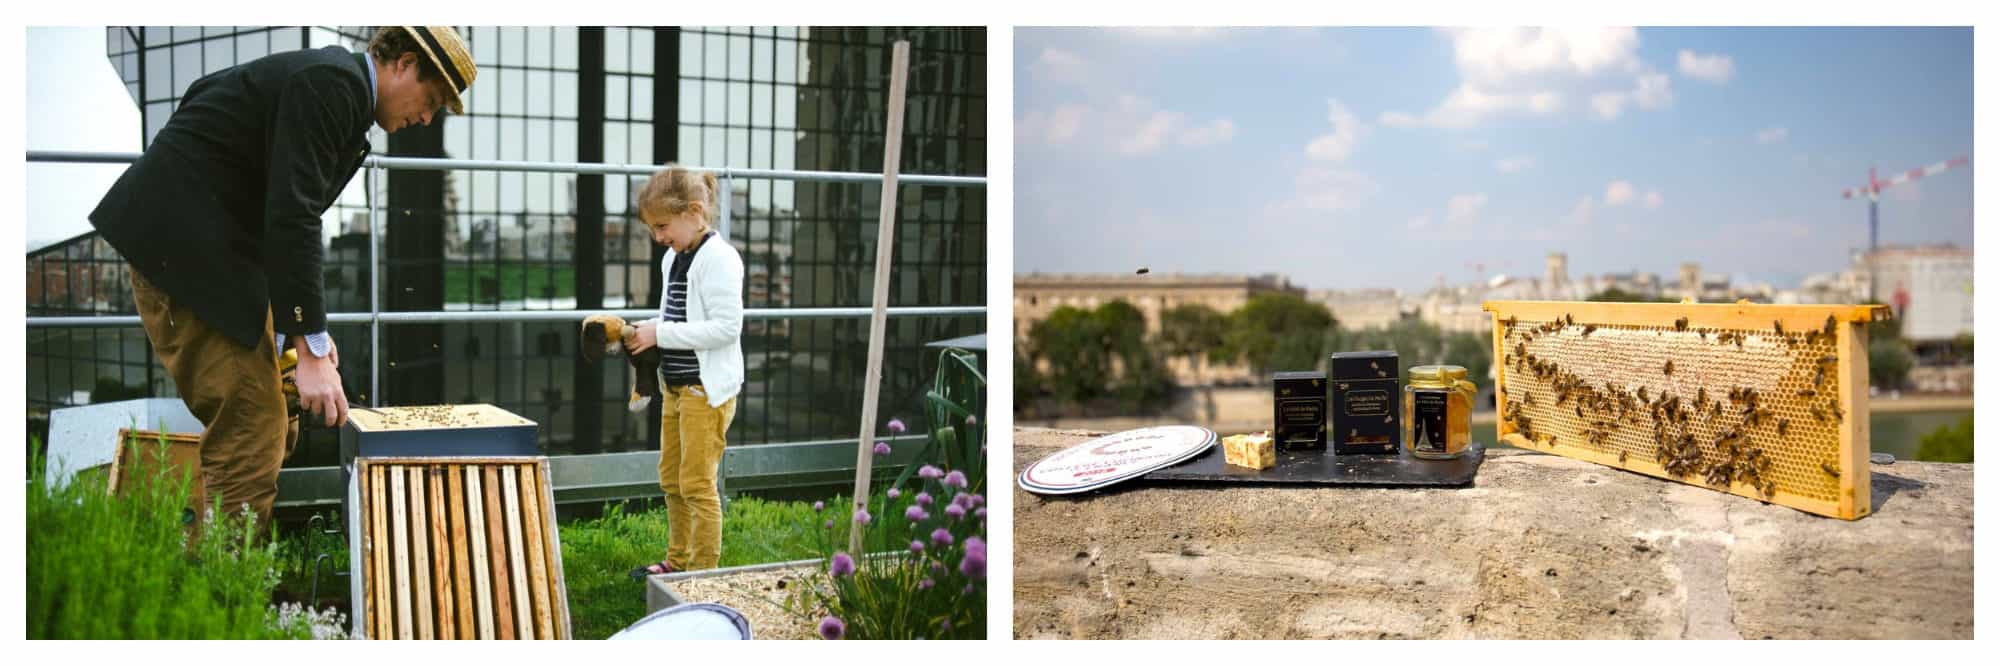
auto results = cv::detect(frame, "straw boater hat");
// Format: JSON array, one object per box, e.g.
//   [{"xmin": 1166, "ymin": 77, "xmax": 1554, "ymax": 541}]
[{"xmin": 401, "ymin": 26, "xmax": 476, "ymax": 114}]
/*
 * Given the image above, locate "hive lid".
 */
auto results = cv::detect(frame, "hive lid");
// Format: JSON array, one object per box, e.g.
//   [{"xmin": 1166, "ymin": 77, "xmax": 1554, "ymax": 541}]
[
  {"xmin": 347, "ymin": 404, "xmax": 535, "ymax": 432},
  {"xmin": 1018, "ymin": 425, "xmax": 1215, "ymax": 495}
]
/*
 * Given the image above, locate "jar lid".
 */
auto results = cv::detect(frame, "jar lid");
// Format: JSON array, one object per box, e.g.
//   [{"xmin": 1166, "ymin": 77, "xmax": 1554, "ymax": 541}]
[{"xmin": 1409, "ymin": 364, "xmax": 1468, "ymax": 382}]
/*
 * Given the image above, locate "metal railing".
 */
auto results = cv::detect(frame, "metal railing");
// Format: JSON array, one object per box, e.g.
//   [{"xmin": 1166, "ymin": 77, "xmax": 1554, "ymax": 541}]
[{"xmin": 27, "ymin": 149, "xmax": 987, "ymax": 504}]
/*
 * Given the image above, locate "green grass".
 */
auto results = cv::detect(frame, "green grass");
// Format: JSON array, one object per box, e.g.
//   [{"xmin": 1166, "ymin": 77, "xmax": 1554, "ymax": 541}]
[
  {"xmin": 442, "ymin": 264, "xmax": 577, "ymax": 303},
  {"xmin": 25, "ymin": 436, "xmax": 317, "ymax": 639},
  {"xmin": 557, "ymin": 491, "xmax": 917, "ymax": 640}
]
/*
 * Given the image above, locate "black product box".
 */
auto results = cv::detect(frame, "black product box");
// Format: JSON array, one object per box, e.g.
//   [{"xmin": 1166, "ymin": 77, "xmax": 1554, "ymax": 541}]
[
  {"xmin": 1272, "ymin": 370, "xmax": 1328, "ymax": 449},
  {"xmin": 1328, "ymin": 351, "xmax": 1399, "ymax": 455}
]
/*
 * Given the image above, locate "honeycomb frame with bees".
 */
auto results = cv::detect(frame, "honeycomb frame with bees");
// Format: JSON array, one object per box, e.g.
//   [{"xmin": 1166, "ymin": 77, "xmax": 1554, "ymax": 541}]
[{"xmin": 1482, "ymin": 300, "xmax": 1892, "ymax": 520}]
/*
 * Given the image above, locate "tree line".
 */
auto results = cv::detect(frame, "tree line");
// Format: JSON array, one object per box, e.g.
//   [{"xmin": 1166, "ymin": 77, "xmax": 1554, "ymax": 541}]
[{"xmin": 1014, "ymin": 292, "xmax": 1493, "ymax": 417}]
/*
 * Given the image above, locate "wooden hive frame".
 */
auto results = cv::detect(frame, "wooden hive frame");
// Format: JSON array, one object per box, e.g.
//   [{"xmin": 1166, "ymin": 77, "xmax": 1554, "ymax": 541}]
[
  {"xmin": 351, "ymin": 457, "xmax": 570, "ymax": 639},
  {"xmin": 1482, "ymin": 300, "xmax": 1892, "ymax": 520}
]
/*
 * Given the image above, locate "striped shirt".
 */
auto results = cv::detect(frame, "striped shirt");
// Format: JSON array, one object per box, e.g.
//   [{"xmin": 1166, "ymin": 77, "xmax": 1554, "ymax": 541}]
[{"xmin": 660, "ymin": 231, "xmax": 713, "ymax": 385}]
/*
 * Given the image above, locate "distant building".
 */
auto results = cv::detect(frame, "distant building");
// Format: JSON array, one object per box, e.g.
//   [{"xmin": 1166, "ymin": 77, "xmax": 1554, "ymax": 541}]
[
  {"xmin": 1312, "ymin": 288, "xmax": 1405, "ymax": 330},
  {"xmin": 1866, "ymin": 245, "xmax": 1973, "ymax": 342},
  {"xmin": 1013, "ymin": 272, "xmax": 1302, "ymax": 385}
]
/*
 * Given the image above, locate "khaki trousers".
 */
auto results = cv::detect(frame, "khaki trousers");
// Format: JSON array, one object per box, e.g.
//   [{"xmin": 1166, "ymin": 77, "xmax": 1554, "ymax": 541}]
[
  {"xmin": 656, "ymin": 383, "xmax": 736, "ymax": 571},
  {"xmin": 129, "ymin": 267, "xmax": 289, "ymax": 525}
]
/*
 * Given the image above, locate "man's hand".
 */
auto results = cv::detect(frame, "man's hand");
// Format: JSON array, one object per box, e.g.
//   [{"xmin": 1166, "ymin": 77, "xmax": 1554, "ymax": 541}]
[
  {"xmin": 624, "ymin": 321, "xmax": 658, "ymax": 355},
  {"xmin": 293, "ymin": 337, "xmax": 348, "ymax": 428}
]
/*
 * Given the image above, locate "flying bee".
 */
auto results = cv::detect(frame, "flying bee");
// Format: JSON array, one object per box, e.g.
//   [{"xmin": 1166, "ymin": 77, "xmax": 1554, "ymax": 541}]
[{"xmin": 1821, "ymin": 462, "xmax": 1840, "ymax": 479}]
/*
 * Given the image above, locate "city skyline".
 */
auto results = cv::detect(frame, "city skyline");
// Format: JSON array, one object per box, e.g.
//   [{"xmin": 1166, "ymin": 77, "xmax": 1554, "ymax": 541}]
[{"xmin": 1014, "ymin": 27, "xmax": 1975, "ymax": 294}]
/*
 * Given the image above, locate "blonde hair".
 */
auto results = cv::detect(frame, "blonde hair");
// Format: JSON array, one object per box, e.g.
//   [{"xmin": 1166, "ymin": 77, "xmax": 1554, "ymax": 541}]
[{"xmin": 635, "ymin": 164, "xmax": 718, "ymax": 232}]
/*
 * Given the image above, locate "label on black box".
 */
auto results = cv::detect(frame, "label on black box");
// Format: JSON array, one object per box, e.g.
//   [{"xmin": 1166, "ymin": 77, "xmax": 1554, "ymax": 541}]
[
  {"xmin": 1278, "ymin": 398, "xmax": 1322, "ymax": 426},
  {"xmin": 1345, "ymin": 387, "xmax": 1391, "ymax": 417},
  {"xmin": 1412, "ymin": 389, "xmax": 1448, "ymax": 454}
]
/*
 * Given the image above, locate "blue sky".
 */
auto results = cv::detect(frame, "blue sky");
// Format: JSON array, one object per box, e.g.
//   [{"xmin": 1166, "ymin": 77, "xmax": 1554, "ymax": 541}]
[{"xmin": 1013, "ymin": 27, "xmax": 1975, "ymax": 293}]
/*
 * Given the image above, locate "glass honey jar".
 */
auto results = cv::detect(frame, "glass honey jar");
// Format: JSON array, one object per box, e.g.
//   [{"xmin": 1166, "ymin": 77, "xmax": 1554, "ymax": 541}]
[{"xmin": 1404, "ymin": 365, "xmax": 1475, "ymax": 459}]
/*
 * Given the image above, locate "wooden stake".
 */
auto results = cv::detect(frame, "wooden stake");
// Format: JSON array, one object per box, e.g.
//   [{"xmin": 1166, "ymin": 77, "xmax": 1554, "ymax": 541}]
[
  {"xmin": 484, "ymin": 466, "xmax": 515, "ymax": 640},
  {"xmin": 390, "ymin": 467, "xmax": 412, "ymax": 639},
  {"xmin": 466, "ymin": 466, "xmax": 494, "ymax": 639},
  {"xmin": 449, "ymin": 464, "xmax": 474, "ymax": 640},
  {"xmin": 848, "ymin": 39, "xmax": 911, "ymax": 555},
  {"xmin": 519, "ymin": 464, "xmax": 555, "ymax": 639},
  {"xmin": 429, "ymin": 466, "xmax": 455, "ymax": 640},
  {"xmin": 502, "ymin": 466, "xmax": 532, "ymax": 636},
  {"xmin": 408, "ymin": 467, "xmax": 434, "ymax": 639}
]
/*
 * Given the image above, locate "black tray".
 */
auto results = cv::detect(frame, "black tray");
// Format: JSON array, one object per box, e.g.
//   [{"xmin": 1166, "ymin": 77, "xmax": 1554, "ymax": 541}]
[{"xmin": 1141, "ymin": 442, "xmax": 1487, "ymax": 487}]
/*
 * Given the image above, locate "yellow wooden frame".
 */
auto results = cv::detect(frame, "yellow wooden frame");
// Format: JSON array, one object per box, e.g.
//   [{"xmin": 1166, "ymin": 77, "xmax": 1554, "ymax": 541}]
[{"xmin": 1482, "ymin": 300, "xmax": 1889, "ymax": 520}]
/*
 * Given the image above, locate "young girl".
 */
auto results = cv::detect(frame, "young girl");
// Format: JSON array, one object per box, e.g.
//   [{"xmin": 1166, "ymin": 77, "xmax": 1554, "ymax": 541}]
[{"xmin": 624, "ymin": 165, "xmax": 745, "ymax": 576}]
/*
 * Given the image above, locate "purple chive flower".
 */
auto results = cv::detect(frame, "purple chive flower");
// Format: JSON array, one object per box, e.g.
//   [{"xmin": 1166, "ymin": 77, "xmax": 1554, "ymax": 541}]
[
  {"xmin": 887, "ymin": 418, "xmax": 907, "ymax": 434},
  {"xmin": 964, "ymin": 583, "xmax": 978, "ymax": 594},
  {"xmin": 915, "ymin": 491, "xmax": 934, "ymax": 507},
  {"xmin": 918, "ymin": 465, "xmax": 943, "ymax": 480},
  {"xmin": 931, "ymin": 527, "xmax": 954, "ymax": 547},
  {"xmin": 965, "ymin": 536, "xmax": 986, "ymax": 555},
  {"xmin": 886, "ymin": 487, "xmax": 902, "ymax": 500},
  {"xmin": 909, "ymin": 539, "xmax": 925, "ymax": 554},
  {"xmin": 853, "ymin": 509, "xmax": 872, "ymax": 526},
  {"xmin": 944, "ymin": 470, "xmax": 968, "ymax": 488},
  {"xmin": 818, "ymin": 616, "xmax": 845, "ymax": 640},
  {"xmin": 823, "ymin": 519, "xmax": 834, "ymax": 529},
  {"xmin": 944, "ymin": 504, "xmax": 966, "ymax": 520},
  {"xmin": 905, "ymin": 506, "xmax": 929, "ymax": 522},
  {"xmin": 950, "ymin": 493, "xmax": 971, "ymax": 509},
  {"xmin": 813, "ymin": 501, "xmax": 825, "ymax": 512},
  {"xmin": 942, "ymin": 619, "xmax": 953, "ymax": 631},
  {"xmin": 965, "ymin": 415, "xmax": 977, "ymax": 426},
  {"xmin": 918, "ymin": 578, "xmax": 935, "ymax": 590},
  {"xmin": 974, "ymin": 508, "xmax": 986, "ymax": 519},
  {"xmin": 829, "ymin": 552, "xmax": 855, "ymax": 577},
  {"xmin": 960, "ymin": 549, "xmax": 986, "ymax": 580},
  {"xmin": 874, "ymin": 441, "xmax": 891, "ymax": 456}
]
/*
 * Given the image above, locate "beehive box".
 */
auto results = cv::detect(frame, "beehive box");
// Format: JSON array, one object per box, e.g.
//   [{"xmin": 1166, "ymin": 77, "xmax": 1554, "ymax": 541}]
[
  {"xmin": 341, "ymin": 404, "xmax": 540, "ymax": 463},
  {"xmin": 351, "ymin": 457, "xmax": 571, "ymax": 639},
  {"xmin": 1482, "ymin": 300, "xmax": 1891, "ymax": 520},
  {"xmin": 109, "ymin": 429, "xmax": 206, "ymax": 511}
]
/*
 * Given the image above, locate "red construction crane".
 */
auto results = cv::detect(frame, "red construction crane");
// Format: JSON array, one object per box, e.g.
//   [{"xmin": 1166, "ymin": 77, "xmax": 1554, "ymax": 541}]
[{"xmin": 1840, "ymin": 156, "xmax": 1968, "ymax": 298}]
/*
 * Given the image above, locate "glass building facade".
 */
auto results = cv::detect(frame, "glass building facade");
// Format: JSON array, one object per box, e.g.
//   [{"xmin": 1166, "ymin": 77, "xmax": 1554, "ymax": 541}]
[{"xmin": 28, "ymin": 26, "xmax": 986, "ymax": 469}]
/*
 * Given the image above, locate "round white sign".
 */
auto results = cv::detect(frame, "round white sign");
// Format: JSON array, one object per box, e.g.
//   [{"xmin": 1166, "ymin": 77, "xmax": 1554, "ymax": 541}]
[{"xmin": 1018, "ymin": 426, "xmax": 1216, "ymax": 495}]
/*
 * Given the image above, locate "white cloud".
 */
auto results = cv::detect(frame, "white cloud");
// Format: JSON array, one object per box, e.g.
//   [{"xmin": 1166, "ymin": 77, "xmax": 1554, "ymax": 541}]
[
  {"xmin": 1677, "ymin": 50, "xmax": 1735, "ymax": 84},
  {"xmin": 1178, "ymin": 118, "xmax": 1236, "ymax": 147},
  {"xmin": 1408, "ymin": 214, "xmax": 1432, "ymax": 230},
  {"xmin": 1017, "ymin": 104, "xmax": 1088, "ymax": 145},
  {"xmin": 1756, "ymin": 126, "xmax": 1789, "ymax": 144},
  {"xmin": 1381, "ymin": 27, "xmax": 1672, "ymax": 128},
  {"xmin": 1305, "ymin": 99, "xmax": 1365, "ymax": 162},
  {"xmin": 1565, "ymin": 196, "xmax": 1597, "ymax": 226},
  {"xmin": 1114, "ymin": 27, "xmax": 1226, "ymax": 41},
  {"xmin": 1588, "ymin": 71, "xmax": 1672, "ymax": 120},
  {"xmin": 1035, "ymin": 47, "xmax": 1090, "ymax": 87},
  {"xmin": 1495, "ymin": 155, "xmax": 1537, "ymax": 173},
  {"xmin": 1645, "ymin": 189, "xmax": 1663, "ymax": 209},
  {"xmin": 1605, "ymin": 180, "xmax": 1637, "ymax": 206},
  {"xmin": 1119, "ymin": 110, "xmax": 1182, "ymax": 154},
  {"xmin": 1290, "ymin": 167, "xmax": 1381, "ymax": 211},
  {"xmin": 1447, "ymin": 193, "xmax": 1489, "ymax": 225}
]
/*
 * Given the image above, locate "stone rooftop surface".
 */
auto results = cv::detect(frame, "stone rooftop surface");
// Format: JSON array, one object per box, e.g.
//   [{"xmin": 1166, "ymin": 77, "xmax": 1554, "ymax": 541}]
[{"xmin": 1011, "ymin": 428, "xmax": 1972, "ymax": 639}]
